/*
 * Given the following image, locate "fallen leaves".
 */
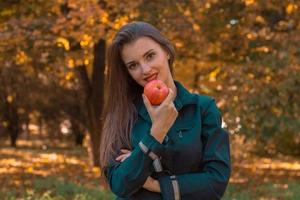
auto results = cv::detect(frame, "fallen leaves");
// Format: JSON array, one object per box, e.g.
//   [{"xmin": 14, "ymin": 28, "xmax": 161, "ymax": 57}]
[{"xmin": 0, "ymin": 137, "xmax": 104, "ymax": 196}]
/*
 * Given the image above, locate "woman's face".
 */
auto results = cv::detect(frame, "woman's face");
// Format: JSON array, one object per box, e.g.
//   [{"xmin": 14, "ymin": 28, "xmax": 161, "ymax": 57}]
[{"xmin": 121, "ymin": 36, "xmax": 173, "ymax": 87}]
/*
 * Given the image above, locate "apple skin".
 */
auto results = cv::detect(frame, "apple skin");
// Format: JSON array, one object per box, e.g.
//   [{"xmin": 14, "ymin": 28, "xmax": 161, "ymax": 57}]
[{"xmin": 144, "ymin": 80, "xmax": 169, "ymax": 105}]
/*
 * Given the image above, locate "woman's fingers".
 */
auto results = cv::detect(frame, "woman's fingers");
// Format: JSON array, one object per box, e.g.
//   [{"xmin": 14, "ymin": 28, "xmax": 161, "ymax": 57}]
[
  {"xmin": 120, "ymin": 157, "xmax": 128, "ymax": 162},
  {"xmin": 162, "ymin": 88, "xmax": 175, "ymax": 105},
  {"xmin": 115, "ymin": 154, "xmax": 127, "ymax": 161},
  {"xmin": 117, "ymin": 154, "xmax": 130, "ymax": 162},
  {"xmin": 142, "ymin": 94, "xmax": 153, "ymax": 112},
  {"xmin": 120, "ymin": 149, "xmax": 131, "ymax": 153},
  {"xmin": 115, "ymin": 155, "xmax": 122, "ymax": 161},
  {"xmin": 115, "ymin": 150, "xmax": 132, "ymax": 162}
]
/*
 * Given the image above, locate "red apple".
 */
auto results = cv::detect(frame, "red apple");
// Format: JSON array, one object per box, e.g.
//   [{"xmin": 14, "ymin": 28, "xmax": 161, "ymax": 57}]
[{"xmin": 144, "ymin": 80, "xmax": 169, "ymax": 105}]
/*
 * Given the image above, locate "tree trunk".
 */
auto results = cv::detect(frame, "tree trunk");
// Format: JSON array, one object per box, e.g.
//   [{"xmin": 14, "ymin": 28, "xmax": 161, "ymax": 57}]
[
  {"xmin": 88, "ymin": 39, "xmax": 105, "ymax": 167},
  {"xmin": 38, "ymin": 116, "xmax": 43, "ymax": 138},
  {"xmin": 71, "ymin": 118, "xmax": 85, "ymax": 146},
  {"xmin": 24, "ymin": 113, "xmax": 30, "ymax": 140},
  {"xmin": 7, "ymin": 103, "xmax": 19, "ymax": 147},
  {"xmin": 1, "ymin": 75, "xmax": 19, "ymax": 147},
  {"xmin": 76, "ymin": 39, "xmax": 105, "ymax": 167}
]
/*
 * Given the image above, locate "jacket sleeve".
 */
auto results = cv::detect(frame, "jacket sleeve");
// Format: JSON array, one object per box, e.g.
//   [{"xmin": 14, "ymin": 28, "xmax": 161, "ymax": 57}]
[
  {"xmin": 104, "ymin": 131, "xmax": 165, "ymax": 198},
  {"xmin": 158, "ymin": 98, "xmax": 231, "ymax": 200}
]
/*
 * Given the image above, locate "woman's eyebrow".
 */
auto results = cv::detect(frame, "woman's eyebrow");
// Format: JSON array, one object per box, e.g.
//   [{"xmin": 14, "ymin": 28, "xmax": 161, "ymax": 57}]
[
  {"xmin": 125, "ymin": 49, "xmax": 154, "ymax": 66},
  {"xmin": 142, "ymin": 49, "xmax": 154, "ymax": 58}
]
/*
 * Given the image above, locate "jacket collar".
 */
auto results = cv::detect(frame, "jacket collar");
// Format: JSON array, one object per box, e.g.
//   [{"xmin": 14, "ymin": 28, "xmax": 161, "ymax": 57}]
[{"xmin": 134, "ymin": 80, "xmax": 197, "ymax": 122}]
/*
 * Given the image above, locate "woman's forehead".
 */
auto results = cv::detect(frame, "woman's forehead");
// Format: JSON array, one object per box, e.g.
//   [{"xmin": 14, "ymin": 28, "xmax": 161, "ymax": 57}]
[{"xmin": 121, "ymin": 37, "xmax": 161, "ymax": 60}]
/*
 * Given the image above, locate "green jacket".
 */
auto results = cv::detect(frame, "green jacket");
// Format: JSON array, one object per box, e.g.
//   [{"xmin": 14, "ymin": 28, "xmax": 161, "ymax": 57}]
[{"xmin": 105, "ymin": 81, "xmax": 231, "ymax": 200}]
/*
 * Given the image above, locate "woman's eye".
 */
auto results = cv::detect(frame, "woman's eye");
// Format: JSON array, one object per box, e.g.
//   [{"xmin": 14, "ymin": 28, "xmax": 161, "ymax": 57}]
[
  {"xmin": 128, "ymin": 63, "xmax": 137, "ymax": 70},
  {"xmin": 146, "ymin": 53, "xmax": 155, "ymax": 60}
]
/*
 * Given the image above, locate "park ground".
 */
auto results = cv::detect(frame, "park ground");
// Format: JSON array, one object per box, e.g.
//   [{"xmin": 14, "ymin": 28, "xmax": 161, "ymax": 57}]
[{"xmin": 0, "ymin": 134, "xmax": 300, "ymax": 200}]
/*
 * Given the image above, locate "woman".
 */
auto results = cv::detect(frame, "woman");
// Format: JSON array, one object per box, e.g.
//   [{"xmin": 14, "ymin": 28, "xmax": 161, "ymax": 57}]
[{"xmin": 100, "ymin": 21, "xmax": 231, "ymax": 200}]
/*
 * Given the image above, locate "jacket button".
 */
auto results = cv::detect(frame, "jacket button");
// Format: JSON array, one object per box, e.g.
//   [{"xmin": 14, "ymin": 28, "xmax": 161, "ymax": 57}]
[{"xmin": 178, "ymin": 130, "xmax": 183, "ymax": 138}]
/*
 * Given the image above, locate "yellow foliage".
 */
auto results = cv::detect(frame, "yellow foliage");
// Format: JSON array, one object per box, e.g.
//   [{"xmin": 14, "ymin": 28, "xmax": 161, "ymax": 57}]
[
  {"xmin": 234, "ymin": 96, "xmax": 239, "ymax": 102},
  {"xmin": 114, "ymin": 16, "xmax": 129, "ymax": 30},
  {"xmin": 244, "ymin": 0, "xmax": 255, "ymax": 6},
  {"xmin": 255, "ymin": 46, "xmax": 269, "ymax": 53},
  {"xmin": 2, "ymin": 121, "xmax": 9, "ymax": 127},
  {"xmin": 255, "ymin": 15, "xmax": 266, "ymax": 25},
  {"xmin": 68, "ymin": 59, "xmax": 75, "ymax": 68},
  {"xmin": 65, "ymin": 72, "xmax": 74, "ymax": 81},
  {"xmin": 193, "ymin": 23, "xmax": 200, "ymax": 31},
  {"xmin": 15, "ymin": 50, "xmax": 28, "ymax": 65},
  {"xmin": 84, "ymin": 59, "xmax": 90, "ymax": 65},
  {"xmin": 205, "ymin": 3, "xmax": 211, "ymax": 9},
  {"xmin": 75, "ymin": 59, "xmax": 83, "ymax": 66},
  {"xmin": 7, "ymin": 95, "xmax": 13, "ymax": 103},
  {"xmin": 80, "ymin": 34, "xmax": 93, "ymax": 48},
  {"xmin": 26, "ymin": 167, "xmax": 34, "ymax": 173},
  {"xmin": 209, "ymin": 67, "xmax": 221, "ymax": 82},
  {"xmin": 88, "ymin": 17, "xmax": 95, "ymax": 26},
  {"xmin": 265, "ymin": 75, "xmax": 272, "ymax": 83},
  {"xmin": 286, "ymin": 3, "xmax": 297, "ymax": 14},
  {"xmin": 129, "ymin": 11, "xmax": 139, "ymax": 19},
  {"xmin": 184, "ymin": 9, "xmax": 191, "ymax": 17},
  {"xmin": 0, "ymin": 7, "xmax": 16, "ymax": 17},
  {"xmin": 100, "ymin": 11, "xmax": 109, "ymax": 24},
  {"xmin": 175, "ymin": 41, "xmax": 183, "ymax": 48},
  {"xmin": 248, "ymin": 73, "xmax": 255, "ymax": 79},
  {"xmin": 56, "ymin": 37, "xmax": 70, "ymax": 51},
  {"xmin": 13, "ymin": 180, "xmax": 21, "ymax": 186},
  {"xmin": 92, "ymin": 167, "xmax": 100, "ymax": 175},
  {"xmin": 246, "ymin": 32, "xmax": 257, "ymax": 40}
]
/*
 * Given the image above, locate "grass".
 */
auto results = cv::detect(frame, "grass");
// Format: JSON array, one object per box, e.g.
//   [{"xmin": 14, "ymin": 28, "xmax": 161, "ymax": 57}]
[
  {"xmin": 0, "ymin": 134, "xmax": 300, "ymax": 199},
  {"xmin": 0, "ymin": 176, "xmax": 115, "ymax": 200},
  {"xmin": 223, "ymin": 180, "xmax": 300, "ymax": 200},
  {"xmin": 1, "ymin": 177, "xmax": 299, "ymax": 200}
]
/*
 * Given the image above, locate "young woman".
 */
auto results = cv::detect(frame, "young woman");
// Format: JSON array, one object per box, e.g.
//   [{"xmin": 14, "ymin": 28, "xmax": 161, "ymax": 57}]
[{"xmin": 100, "ymin": 21, "xmax": 231, "ymax": 200}]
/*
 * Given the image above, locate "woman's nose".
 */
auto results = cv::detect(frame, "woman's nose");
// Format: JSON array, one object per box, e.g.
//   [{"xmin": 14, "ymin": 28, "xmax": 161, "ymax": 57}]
[{"xmin": 141, "ymin": 63, "xmax": 152, "ymax": 75}]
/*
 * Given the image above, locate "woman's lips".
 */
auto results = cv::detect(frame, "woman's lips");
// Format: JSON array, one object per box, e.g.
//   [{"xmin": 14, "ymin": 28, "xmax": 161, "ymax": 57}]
[{"xmin": 145, "ymin": 73, "xmax": 158, "ymax": 82}]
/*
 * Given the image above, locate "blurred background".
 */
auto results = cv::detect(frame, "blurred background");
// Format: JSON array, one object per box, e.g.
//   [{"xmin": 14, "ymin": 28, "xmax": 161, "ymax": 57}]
[{"xmin": 0, "ymin": 0, "xmax": 300, "ymax": 199}]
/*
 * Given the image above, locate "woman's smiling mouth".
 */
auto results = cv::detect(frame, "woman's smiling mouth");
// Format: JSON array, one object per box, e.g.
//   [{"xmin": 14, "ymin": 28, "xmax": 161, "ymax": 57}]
[{"xmin": 144, "ymin": 73, "xmax": 158, "ymax": 82}]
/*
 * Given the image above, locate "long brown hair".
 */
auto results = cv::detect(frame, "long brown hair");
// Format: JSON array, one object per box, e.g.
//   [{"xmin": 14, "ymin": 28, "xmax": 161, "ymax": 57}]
[{"xmin": 100, "ymin": 21, "xmax": 176, "ymax": 172}]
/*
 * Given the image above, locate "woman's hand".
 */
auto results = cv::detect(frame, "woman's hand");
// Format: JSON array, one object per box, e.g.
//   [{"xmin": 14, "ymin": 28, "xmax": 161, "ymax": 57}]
[
  {"xmin": 142, "ymin": 88, "xmax": 178, "ymax": 143},
  {"xmin": 143, "ymin": 176, "xmax": 161, "ymax": 193},
  {"xmin": 115, "ymin": 149, "xmax": 132, "ymax": 162},
  {"xmin": 115, "ymin": 149, "xmax": 161, "ymax": 193}
]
